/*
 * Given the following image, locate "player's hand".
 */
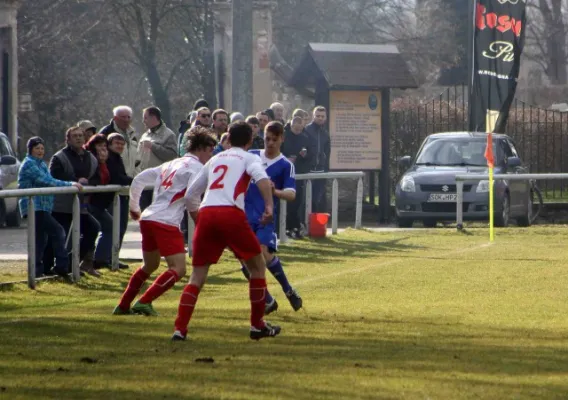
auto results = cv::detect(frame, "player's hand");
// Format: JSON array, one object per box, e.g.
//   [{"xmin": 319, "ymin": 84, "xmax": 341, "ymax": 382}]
[
  {"xmin": 261, "ymin": 206, "xmax": 273, "ymax": 225},
  {"xmin": 72, "ymin": 182, "xmax": 84, "ymax": 191},
  {"xmin": 130, "ymin": 210, "xmax": 141, "ymax": 221}
]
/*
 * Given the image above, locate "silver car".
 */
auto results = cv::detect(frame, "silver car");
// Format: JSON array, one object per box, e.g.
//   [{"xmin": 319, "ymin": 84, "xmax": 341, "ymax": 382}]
[
  {"xmin": 395, "ymin": 132, "xmax": 532, "ymax": 228},
  {"xmin": 0, "ymin": 132, "xmax": 21, "ymax": 227}
]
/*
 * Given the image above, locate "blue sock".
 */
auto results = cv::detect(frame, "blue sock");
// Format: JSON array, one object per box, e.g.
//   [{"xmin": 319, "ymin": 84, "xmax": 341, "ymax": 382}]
[
  {"xmin": 241, "ymin": 263, "xmax": 274, "ymax": 305},
  {"xmin": 267, "ymin": 257, "xmax": 292, "ymax": 294}
]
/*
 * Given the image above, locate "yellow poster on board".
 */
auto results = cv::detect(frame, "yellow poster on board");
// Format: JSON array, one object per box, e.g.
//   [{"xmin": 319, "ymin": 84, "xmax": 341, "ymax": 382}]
[{"xmin": 329, "ymin": 90, "xmax": 382, "ymax": 170}]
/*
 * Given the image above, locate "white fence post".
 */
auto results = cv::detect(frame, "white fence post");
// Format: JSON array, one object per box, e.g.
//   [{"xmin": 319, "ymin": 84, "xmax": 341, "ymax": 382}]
[
  {"xmin": 355, "ymin": 177, "xmax": 363, "ymax": 229},
  {"xmin": 305, "ymin": 180, "xmax": 312, "ymax": 231},
  {"xmin": 187, "ymin": 212, "xmax": 195, "ymax": 257},
  {"xmin": 279, "ymin": 199, "xmax": 288, "ymax": 244},
  {"xmin": 111, "ymin": 193, "xmax": 120, "ymax": 271},
  {"xmin": 71, "ymin": 195, "xmax": 81, "ymax": 282},
  {"xmin": 456, "ymin": 180, "xmax": 464, "ymax": 229},
  {"xmin": 332, "ymin": 179, "xmax": 338, "ymax": 234},
  {"xmin": 27, "ymin": 197, "xmax": 36, "ymax": 289}
]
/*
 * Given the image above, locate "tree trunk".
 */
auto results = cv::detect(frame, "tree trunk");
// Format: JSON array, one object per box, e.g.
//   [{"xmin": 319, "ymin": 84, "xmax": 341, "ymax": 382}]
[
  {"xmin": 145, "ymin": 61, "xmax": 173, "ymax": 128},
  {"xmin": 232, "ymin": 0, "xmax": 253, "ymax": 115},
  {"xmin": 202, "ymin": 1, "xmax": 217, "ymax": 109}
]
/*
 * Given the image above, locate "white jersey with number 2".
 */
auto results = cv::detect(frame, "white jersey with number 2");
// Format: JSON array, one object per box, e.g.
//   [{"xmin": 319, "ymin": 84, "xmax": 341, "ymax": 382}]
[
  {"xmin": 129, "ymin": 154, "xmax": 203, "ymax": 227},
  {"xmin": 185, "ymin": 147, "xmax": 268, "ymax": 213}
]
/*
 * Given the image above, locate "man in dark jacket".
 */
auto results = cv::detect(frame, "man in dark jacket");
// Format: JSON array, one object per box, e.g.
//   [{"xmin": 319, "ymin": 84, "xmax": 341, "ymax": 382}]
[
  {"xmin": 178, "ymin": 99, "xmax": 209, "ymax": 155},
  {"xmin": 282, "ymin": 117, "xmax": 312, "ymax": 237},
  {"xmin": 44, "ymin": 126, "xmax": 101, "ymax": 276},
  {"xmin": 304, "ymin": 106, "xmax": 331, "ymax": 212}
]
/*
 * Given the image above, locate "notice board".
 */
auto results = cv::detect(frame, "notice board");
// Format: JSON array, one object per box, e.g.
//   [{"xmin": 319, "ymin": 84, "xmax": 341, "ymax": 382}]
[{"xmin": 329, "ymin": 90, "xmax": 382, "ymax": 170}]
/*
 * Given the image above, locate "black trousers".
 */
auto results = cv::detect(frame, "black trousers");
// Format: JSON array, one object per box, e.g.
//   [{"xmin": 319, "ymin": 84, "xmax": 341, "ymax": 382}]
[
  {"xmin": 43, "ymin": 212, "xmax": 101, "ymax": 271},
  {"xmin": 287, "ymin": 181, "xmax": 305, "ymax": 231}
]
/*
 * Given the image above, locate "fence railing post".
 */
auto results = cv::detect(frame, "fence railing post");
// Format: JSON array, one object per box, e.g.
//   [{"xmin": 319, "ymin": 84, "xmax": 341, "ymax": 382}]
[
  {"xmin": 27, "ymin": 197, "xmax": 36, "ymax": 289},
  {"xmin": 187, "ymin": 212, "xmax": 195, "ymax": 257},
  {"xmin": 355, "ymin": 177, "xmax": 363, "ymax": 229},
  {"xmin": 111, "ymin": 193, "xmax": 120, "ymax": 271},
  {"xmin": 332, "ymin": 179, "xmax": 338, "ymax": 234},
  {"xmin": 279, "ymin": 199, "xmax": 288, "ymax": 244},
  {"xmin": 456, "ymin": 180, "xmax": 464, "ymax": 229},
  {"xmin": 305, "ymin": 180, "xmax": 312, "ymax": 232},
  {"xmin": 71, "ymin": 195, "xmax": 81, "ymax": 282}
]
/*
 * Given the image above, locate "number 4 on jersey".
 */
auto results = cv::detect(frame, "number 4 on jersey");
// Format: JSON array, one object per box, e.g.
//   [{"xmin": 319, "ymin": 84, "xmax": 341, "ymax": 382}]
[{"xmin": 161, "ymin": 171, "xmax": 176, "ymax": 189}]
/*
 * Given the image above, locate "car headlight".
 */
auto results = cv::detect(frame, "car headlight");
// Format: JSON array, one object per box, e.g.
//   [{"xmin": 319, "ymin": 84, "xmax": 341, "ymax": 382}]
[
  {"xmin": 400, "ymin": 176, "xmax": 415, "ymax": 192},
  {"xmin": 476, "ymin": 180, "xmax": 491, "ymax": 193}
]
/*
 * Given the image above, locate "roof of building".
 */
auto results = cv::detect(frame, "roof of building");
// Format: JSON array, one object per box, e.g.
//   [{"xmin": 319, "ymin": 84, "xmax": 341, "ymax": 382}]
[{"xmin": 289, "ymin": 43, "xmax": 418, "ymax": 89}]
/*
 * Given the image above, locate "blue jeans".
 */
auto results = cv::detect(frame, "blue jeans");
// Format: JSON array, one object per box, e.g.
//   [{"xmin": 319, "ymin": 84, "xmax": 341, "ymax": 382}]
[
  {"xmin": 90, "ymin": 205, "xmax": 113, "ymax": 264},
  {"xmin": 35, "ymin": 211, "xmax": 69, "ymax": 276}
]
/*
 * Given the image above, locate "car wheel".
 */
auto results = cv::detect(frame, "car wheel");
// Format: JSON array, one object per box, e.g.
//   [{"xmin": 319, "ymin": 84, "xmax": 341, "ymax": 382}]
[
  {"xmin": 422, "ymin": 218, "xmax": 437, "ymax": 228},
  {"xmin": 5, "ymin": 209, "xmax": 21, "ymax": 227},
  {"xmin": 397, "ymin": 218, "xmax": 414, "ymax": 228},
  {"xmin": 495, "ymin": 194, "xmax": 510, "ymax": 227},
  {"xmin": 516, "ymin": 191, "xmax": 533, "ymax": 227}
]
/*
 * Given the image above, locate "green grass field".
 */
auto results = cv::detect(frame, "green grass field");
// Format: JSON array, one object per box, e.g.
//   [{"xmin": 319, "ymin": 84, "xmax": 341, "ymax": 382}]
[{"xmin": 2, "ymin": 227, "xmax": 568, "ymax": 399}]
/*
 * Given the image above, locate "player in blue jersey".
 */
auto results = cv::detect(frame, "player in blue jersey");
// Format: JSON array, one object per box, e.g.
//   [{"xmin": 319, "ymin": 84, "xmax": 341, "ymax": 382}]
[{"xmin": 242, "ymin": 121, "xmax": 303, "ymax": 314}]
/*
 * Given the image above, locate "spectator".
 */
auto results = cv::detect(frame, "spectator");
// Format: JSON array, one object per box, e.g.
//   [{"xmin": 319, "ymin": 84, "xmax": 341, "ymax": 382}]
[
  {"xmin": 178, "ymin": 99, "xmax": 209, "ymax": 148},
  {"xmin": 46, "ymin": 126, "xmax": 101, "ymax": 277},
  {"xmin": 211, "ymin": 109, "xmax": 229, "ymax": 139},
  {"xmin": 85, "ymin": 133, "xmax": 132, "ymax": 269},
  {"xmin": 137, "ymin": 106, "xmax": 177, "ymax": 210},
  {"xmin": 256, "ymin": 111, "xmax": 270, "ymax": 138},
  {"xmin": 99, "ymin": 105, "xmax": 138, "ymax": 179},
  {"xmin": 304, "ymin": 106, "xmax": 331, "ymax": 212},
  {"xmin": 246, "ymin": 116, "xmax": 264, "ymax": 149},
  {"xmin": 180, "ymin": 107, "xmax": 211, "ymax": 156},
  {"xmin": 264, "ymin": 108, "xmax": 276, "ymax": 122},
  {"xmin": 270, "ymin": 102, "xmax": 286, "ymax": 124},
  {"xmin": 291, "ymin": 108, "xmax": 310, "ymax": 127},
  {"xmin": 213, "ymin": 132, "xmax": 230, "ymax": 155},
  {"xmin": 78, "ymin": 120, "xmax": 97, "ymax": 142},
  {"xmin": 18, "ymin": 137, "xmax": 83, "ymax": 277},
  {"xmin": 107, "ymin": 133, "xmax": 133, "ymax": 253},
  {"xmin": 230, "ymin": 112, "xmax": 245, "ymax": 123},
  {"xmin": 282, "ymin": 117, "xmax": 312, "ymax": 238}
]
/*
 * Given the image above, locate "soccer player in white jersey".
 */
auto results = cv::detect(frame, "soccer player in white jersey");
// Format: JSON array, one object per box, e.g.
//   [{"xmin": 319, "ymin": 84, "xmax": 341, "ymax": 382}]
[
  {"xmin": 173, "ymin": 121, "xmax": 281, "ymax": 341},
  {"xmin": 113, "ymin": 127, "xmax": 217, "ymax": 316}
]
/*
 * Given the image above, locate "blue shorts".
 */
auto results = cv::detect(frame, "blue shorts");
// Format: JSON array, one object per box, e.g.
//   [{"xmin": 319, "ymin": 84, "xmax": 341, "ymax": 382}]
[{"xmin": 249, "ymin": 221, "xmax": 278, "ymax": 253}]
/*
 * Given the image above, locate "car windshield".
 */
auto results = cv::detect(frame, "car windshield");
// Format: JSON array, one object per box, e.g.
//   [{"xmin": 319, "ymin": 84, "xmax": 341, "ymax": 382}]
[
  {"xmin": 415, "ymin": 137, "xmax": 496, "ymax": 166},
  {"xmin": 0, "ymin": 136, "xmax": 14, "ymax": 157}
]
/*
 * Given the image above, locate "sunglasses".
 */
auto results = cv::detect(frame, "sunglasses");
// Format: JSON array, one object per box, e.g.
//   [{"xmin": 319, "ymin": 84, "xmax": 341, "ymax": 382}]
[{"xmin": 200, "ymin": 114, "xmax": 211, "ymax": 118}]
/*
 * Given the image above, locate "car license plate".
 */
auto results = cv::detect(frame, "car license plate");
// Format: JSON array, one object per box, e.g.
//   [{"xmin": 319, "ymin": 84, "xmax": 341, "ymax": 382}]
[{"xmin": 428, "ymin": 193, "xmax": 457, "ymax": 202}]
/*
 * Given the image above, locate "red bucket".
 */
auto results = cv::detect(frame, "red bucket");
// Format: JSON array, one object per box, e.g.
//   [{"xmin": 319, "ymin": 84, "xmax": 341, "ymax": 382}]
[{"xmin": 309, "ymin": 213, "xmax": 330, "ymax": 237}]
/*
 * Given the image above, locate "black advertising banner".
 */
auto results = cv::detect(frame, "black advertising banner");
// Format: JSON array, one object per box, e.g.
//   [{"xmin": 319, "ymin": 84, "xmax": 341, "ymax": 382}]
[{"xmin": 468, "ymin": 0, "xmax": 526, "ymax": 133}]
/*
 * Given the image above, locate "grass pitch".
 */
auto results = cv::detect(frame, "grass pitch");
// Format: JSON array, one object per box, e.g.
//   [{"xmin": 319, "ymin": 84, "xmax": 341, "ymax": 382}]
[{"xmin": 1, "ymin": 227, "xmax": 568, "ymax": 399}]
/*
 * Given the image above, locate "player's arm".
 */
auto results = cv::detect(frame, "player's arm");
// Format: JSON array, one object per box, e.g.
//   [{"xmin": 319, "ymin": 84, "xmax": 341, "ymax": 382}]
[
  {"xmin": 129, "ymin": 166, "xmax": 160, "ymax": 220},
  {"xmin": 247, "ymin": 160, "xmax": 273, "ymax": 223},
  {"xmin": 274, "ymin": 161, "xmax": 296, "ymax": 202},
  {"xmin": 184, "ymin": 163, "xmax": 209, "ymax": 222}
]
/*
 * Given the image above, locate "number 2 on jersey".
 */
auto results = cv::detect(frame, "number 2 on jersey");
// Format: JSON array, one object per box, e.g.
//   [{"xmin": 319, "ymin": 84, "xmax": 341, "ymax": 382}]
[
  {"xmin": 210, "ymin": 165, "xmax": 228, "ymax": 190},
  {"xmin": 161, "ymin": 171, "xmax": 175, "ymax": 189}
]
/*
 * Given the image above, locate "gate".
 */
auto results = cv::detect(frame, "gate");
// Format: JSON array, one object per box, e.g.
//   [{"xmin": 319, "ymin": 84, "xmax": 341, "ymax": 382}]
[{"xmin": 390, "ymin": 86, "xmax": 568, "ymax": 201}]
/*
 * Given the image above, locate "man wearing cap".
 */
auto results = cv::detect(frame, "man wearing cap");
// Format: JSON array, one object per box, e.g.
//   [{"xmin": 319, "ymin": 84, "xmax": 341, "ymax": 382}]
[
  {"xmin": 18, "ymin": 136, "xmax": 84, "ymax": 277},
  {"xmin": 77, "ymin": 120, "xmax": 97, "ymax": 142}
]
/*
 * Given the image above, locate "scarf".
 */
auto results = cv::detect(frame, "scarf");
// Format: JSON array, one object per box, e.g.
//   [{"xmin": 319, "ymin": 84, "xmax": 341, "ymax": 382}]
[{"xmin": 99, "ymin": 163, "xmax": 110, "ymax": 185}]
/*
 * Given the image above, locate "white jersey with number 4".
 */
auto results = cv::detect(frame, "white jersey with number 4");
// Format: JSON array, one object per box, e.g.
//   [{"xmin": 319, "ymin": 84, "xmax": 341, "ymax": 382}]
[
  {"xmin": 129, "ymin": 154, "xmax": 203, "ymax": 227},
  {"xmin": 185, "ymin": 147, "xmax": 268, "ymax": 212}
]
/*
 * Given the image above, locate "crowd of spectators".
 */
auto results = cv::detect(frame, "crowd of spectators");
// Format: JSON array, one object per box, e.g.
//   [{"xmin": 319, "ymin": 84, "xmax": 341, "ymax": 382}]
[{"xmin": 18, "ymin": 100, "xmax": 331, "ymax": 277}]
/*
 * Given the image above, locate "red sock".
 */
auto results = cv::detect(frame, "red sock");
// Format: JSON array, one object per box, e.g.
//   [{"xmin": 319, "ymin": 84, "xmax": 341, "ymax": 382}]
[
  {"xmin": 139, "ymin": 269, "xmax": 180, "ymax": 304},
  {"xmin": 118, "ymin": 268, "xmax": 150, "ymax": 311},
  {"xmin": 249, "ymin": 278, "xmax": 267, "ymax": 329},
  {"xmin": 175, "ymin": 284, "xmax": 201, "ymax": 336}
]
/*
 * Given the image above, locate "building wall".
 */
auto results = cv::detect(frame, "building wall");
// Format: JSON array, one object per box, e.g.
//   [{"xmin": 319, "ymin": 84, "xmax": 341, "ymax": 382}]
[{"xmin": 0, "ymin": 1, "xmax": 18, "ymax": 152}]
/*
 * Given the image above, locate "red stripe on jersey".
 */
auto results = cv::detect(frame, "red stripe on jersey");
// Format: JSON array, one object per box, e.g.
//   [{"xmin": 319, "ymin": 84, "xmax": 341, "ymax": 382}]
[
  {"xmin": 233, "ymin": 172, "xmax": 251, "ymax": 201},
  {"xmin": 170, "ymin": 189, "xmax": 187, "ymax": 205}
]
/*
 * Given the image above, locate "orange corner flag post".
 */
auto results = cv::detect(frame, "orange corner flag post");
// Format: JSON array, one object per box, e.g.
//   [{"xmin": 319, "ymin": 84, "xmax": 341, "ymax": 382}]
[{"xmin": 484, "ymin": 133, "xmax": 495, "ymax": 242}]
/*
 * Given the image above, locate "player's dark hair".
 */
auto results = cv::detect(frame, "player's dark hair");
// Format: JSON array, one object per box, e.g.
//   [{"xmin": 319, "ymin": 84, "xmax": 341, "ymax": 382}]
[
  {"xmin": 228, "ymin": 121, "xmax": 253, "ymax": 147},
  {"xmin": 265, "ymin": 121, "xmax": 284, "ymax": 137},
  {"xmin": 184, "ymin": 126, "xmax": 218, "ymax": 153}
]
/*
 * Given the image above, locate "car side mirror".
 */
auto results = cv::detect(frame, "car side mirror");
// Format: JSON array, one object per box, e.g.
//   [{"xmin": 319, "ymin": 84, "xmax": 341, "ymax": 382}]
[
  {"xmin": 0, "ymin": 155, "xmax": 17, "ymax": 166},
  {"xmin": 507, "ymin": 157, "xmax": 521, "ymax": 168},
  {"xmin": 398, "ymin": 156, "xmax": 412, "ymax": 169}
]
